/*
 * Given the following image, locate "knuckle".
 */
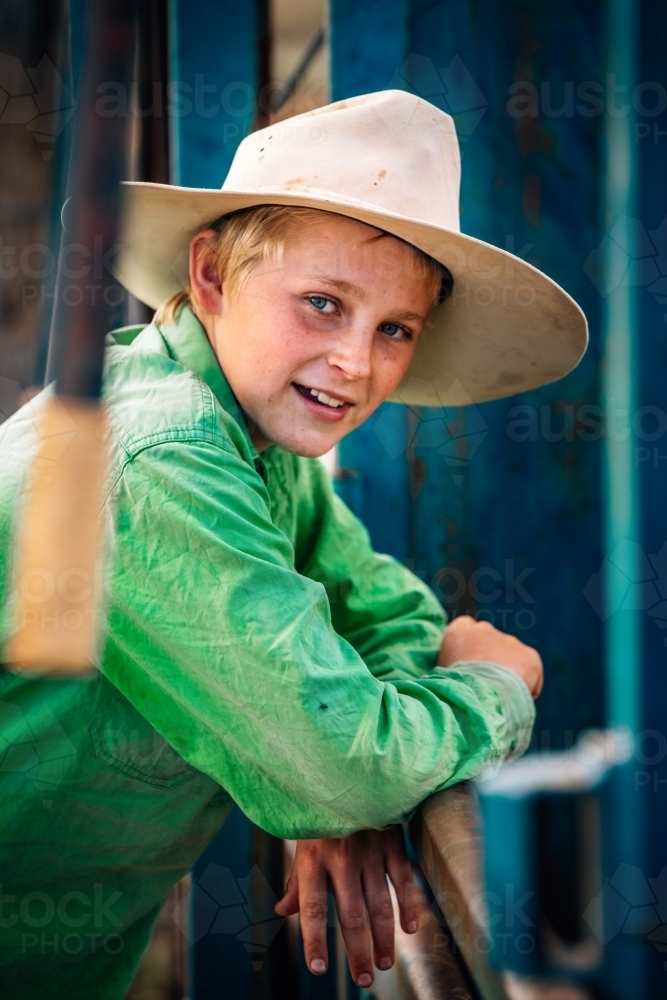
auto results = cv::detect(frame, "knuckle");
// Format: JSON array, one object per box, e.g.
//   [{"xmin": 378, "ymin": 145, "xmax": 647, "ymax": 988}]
[
  {"xmin": 370, "ymin": 897, "xmax": 394, "ymax": 924},
  {"xmin": 302, "ymin": 857, "xmax": 327, "ymax": 880},
  {"xmin": 331, "ymin": 840, "xmax": 352, "ymax": 865},
  {"xmin": 303, "ymin": 897, "xmax": 329, "ymax": 923},
  {"xmin": 340, "ymin": 908, "xmax": 368, "ymax": 934},
  {"xmin": 395, "ymin": 871, "xmax": 416, "ymax": 888},
  {"xmin": 300, "ymin": 850, "xmax": 322, "ymax": 873}
]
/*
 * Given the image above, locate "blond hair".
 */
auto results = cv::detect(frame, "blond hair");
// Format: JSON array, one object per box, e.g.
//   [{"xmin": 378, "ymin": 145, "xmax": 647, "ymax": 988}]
[{"xmin": 153, "ymin": 204, "xmax": 448, "ymax": 326}]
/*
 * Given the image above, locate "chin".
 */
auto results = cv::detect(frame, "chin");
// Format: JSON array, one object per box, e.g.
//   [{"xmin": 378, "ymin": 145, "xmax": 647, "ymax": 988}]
[
  {"xmin": 269, "ymin": 429, "xmax": 337, "ymax": 459},
  {"xmin": 284, "ymin": 439, "xmax": 335, "ymax": 459}
]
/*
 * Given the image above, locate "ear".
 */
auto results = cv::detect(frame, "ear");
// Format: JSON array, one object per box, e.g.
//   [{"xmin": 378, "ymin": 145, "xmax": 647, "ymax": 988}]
[{"xmin": 189, "ymin": 229, "xmax": 223, "ymax": 316}]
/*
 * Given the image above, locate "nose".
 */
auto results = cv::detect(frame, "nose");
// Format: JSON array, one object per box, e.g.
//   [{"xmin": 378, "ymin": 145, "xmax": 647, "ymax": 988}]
[{"xmin": 326, "ymin": 322, "xmax": 374, "ymax": 381}]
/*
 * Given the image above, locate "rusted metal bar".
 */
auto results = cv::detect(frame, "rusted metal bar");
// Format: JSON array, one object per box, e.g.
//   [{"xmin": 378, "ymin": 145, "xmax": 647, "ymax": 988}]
[
  {"xmin": 46, "ymin": 0, "xmax": 136, "ymax": 396},
  {"xmin": 126, "ymin": 0, "xmax": 169, "ymax": 326}
]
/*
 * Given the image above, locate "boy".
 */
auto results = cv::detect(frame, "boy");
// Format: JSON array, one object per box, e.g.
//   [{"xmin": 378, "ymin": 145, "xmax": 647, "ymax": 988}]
[{"xmin": 0, "ymin": 91, "xmax": 586, "ymax": 996}]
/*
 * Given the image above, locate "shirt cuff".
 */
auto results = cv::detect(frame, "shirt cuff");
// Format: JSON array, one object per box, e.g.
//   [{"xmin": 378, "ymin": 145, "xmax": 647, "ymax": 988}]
[{"xmin": 447, "ymin": 660, "xmax": 536, "ymax": 763}]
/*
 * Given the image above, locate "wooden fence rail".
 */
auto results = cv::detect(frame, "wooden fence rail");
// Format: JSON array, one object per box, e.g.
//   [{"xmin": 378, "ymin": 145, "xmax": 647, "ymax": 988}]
[{"xmin": 406, "ymin": 784, "xmax": 509, "ymax": 1000}]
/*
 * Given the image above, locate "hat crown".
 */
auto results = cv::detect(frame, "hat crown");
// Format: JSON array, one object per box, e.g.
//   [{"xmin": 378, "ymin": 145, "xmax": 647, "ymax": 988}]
[{"xmin": 222, "ymin": 91, "xmax": 461, "ymax": 233}]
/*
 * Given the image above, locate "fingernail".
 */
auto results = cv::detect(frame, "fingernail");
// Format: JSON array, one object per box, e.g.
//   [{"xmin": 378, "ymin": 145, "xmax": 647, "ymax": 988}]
[
  {"xmin": 379, "ymin": 957, "xmax": 393, "ymax": 970},
  {"xmin": 311, "ymin": 958, "xmax": 326, "ymax": 973},
  {"xmin": 407, "ymin": 921, "xmax": 418, "ymax": 933},
  {"xmin": 358, "ymin": 973, "xmax": 372, "ymax": 987}
]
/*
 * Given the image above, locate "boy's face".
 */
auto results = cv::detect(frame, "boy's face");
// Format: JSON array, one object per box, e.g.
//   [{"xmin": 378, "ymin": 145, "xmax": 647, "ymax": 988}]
[{"xmin": 192, "ymin": 215, "xmax": 434, "ymax": 458}]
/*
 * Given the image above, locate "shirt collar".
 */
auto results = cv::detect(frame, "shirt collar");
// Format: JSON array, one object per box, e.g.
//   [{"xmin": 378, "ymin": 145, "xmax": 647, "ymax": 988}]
[{"xmin": 158, "ymin": 304, "xmax": 259, "ymax": 459}]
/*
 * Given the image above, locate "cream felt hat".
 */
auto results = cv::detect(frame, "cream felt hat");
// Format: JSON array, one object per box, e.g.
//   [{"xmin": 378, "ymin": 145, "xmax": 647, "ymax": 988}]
[{"xmin": 115, "ymin": 90, "xmax": 588, "ymax": 407}]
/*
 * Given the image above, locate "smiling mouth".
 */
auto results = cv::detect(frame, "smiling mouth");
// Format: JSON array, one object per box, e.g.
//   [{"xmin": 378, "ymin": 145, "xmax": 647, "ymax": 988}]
[{"xmin": 293, "ymin": 382, "xmax": 352, "ymax": 410}]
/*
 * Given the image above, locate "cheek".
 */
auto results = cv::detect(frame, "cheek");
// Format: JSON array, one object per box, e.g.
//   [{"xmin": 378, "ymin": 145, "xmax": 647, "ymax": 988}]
[
  {"xmin": 246, "ymin": 296, "xmax": 312, "ymax": 356},
  {"xmin": 229, "ymin": 317, "xmax": 298, "ymax": 387},
  {"xmin": 370, "ymin": 343, "xmax": 418, "ymax": 400},
  {"xmin": 236, "ymin": 338, "xmax": 311, "ymax": 406}
]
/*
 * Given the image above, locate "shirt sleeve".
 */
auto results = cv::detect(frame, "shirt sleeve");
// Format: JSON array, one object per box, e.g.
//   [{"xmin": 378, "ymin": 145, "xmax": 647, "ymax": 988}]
[
  {"xmin": 289, "ymin": 455, "xmax": 447, "ymax": 682},
  {"xmin": 102, "ymin": 437, "xmax": 535, "ymax": 839},
  {"xmin": 289, "ymin": 457, "xmax": 533, "ymax": 763}
]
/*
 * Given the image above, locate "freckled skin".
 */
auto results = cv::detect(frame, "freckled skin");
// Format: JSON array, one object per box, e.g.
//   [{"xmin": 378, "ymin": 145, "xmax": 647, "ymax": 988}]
[{"xmin": 189, "ymin": 214, "xmax": 434, "ymax": 458}]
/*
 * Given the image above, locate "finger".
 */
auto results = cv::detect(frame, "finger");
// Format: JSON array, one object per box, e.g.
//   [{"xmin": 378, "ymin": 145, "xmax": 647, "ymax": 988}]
[
  {"xmin": 448, "ymin": 614, "xmax": 476, "ymax": 632},
  {"xmin": 334, "ymin": 876, "xmax": 374, "ymax": 989},
  {"xmin": 361, "ymin": 869, "xmax": 395, "ymax": 972},
  {"xmin": 298, "ymin": 858, "xmax": 330, "ymax": 976},
  {"xmin": 386, "ymin": 848, "xmax": 418, "ymax": 935},
  {"xmin": 274, "ymin": 867, "xmax": 299, "ymax": 916}
]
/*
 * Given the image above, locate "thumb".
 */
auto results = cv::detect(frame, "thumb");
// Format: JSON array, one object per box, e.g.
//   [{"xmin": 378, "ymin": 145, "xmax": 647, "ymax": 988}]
[{"xmin": 274, "ymin": 868, "xmax": 299, "ymax": 916}]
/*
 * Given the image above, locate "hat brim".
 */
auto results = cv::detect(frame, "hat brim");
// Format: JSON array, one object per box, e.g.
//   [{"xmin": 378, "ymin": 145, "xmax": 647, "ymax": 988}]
[{"xmin": 114, "ymin": 181, "xmax": 588, "ymax": 407}]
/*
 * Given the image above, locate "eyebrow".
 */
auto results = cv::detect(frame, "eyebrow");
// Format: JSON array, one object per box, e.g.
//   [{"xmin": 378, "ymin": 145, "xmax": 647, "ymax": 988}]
[
  {"xmin": 307, "ymin": 274, "xmax": 427, "ymax": 323},
  {"xmin": 309, "ymin": 275, "xmax": 368, "ymax": 300}
]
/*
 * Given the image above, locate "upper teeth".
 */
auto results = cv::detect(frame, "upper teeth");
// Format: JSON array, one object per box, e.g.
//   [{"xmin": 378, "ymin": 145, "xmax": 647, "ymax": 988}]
[{"xmin": 307, "ymin": 387, "xmax": 346, "ymax": 408}]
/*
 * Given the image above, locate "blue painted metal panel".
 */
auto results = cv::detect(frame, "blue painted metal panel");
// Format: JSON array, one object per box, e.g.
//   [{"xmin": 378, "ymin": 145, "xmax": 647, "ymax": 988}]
[
  {"xmin": 620, "ymin": 0, "xmax": 667, "ymax": 995},
  {"xmin": 597, "ymin": 0, "xmax": 646, "ymax": 994},
  {"xmin": 337, "ymin": 405, "xmax": 412, "ymax": 564},
  {"xmin": 168, "ymin": 0, "xmax": 261, "ymax": 187},
  {"xmin": 478, "ymin": 794, "xmax": 540, "ymax": 974},
  {"xmin": 330, "ymin": 0, "xmax": 409, "ymax": 101},
  {"xmin": 408, "ymin": 0, "xmax": 605, "ymax": 749}
]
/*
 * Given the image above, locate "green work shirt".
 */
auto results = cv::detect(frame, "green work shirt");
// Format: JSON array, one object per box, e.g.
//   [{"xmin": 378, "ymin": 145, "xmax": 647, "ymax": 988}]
[{"xmin": 0, "ymin": 305, "xmax": 534, "ymax": 998}]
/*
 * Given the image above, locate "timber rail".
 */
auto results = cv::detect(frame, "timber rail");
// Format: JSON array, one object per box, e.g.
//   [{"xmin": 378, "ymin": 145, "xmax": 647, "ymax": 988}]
[{"xmin": 399, "ymin": 782, "xmax": 509, "ymax": 1000}]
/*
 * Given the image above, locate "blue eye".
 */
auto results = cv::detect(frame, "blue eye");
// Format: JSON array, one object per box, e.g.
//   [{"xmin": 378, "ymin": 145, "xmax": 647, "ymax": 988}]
[
  {"xmin": 309, "ymin": 295, "xmax": 335, "ymax": 312},
  {"xmin": 380, "ymin": 322, "xmax": 410, "ymax": 339}
]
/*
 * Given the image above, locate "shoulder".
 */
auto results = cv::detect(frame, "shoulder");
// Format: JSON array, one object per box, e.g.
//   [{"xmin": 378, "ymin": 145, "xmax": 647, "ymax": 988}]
[{"xmin": 103, "ymin": 325, "xmax": 247, "ymax": 462}]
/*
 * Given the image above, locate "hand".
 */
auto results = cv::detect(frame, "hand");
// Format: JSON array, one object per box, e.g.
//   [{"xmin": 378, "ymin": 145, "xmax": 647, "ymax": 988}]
[
  {"xmin": 274, "ymin": 826, "xmax": 417, "ymax": 989},
  {"xmin": 438, "ymin": 615, "xmax": 543, "ymax": 697}
]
